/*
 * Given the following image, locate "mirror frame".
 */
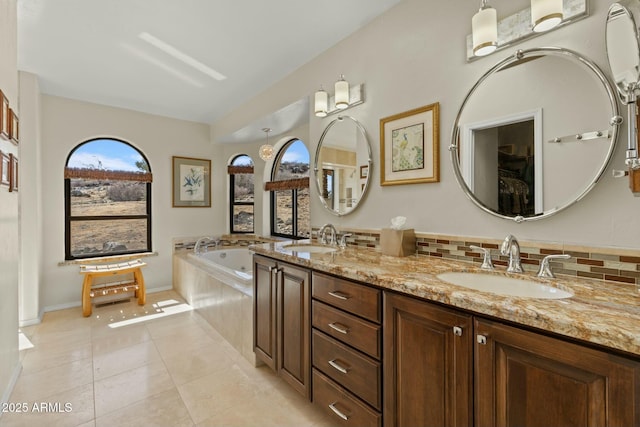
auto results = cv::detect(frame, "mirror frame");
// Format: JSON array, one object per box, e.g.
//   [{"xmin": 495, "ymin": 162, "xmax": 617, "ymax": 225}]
[
  {"xmin": 450, "ymin": 47, "xmax": 621, "ymax": 223},
  {"xmin": 313, "ymin": 115, "xmax": 373, "ymax": 217}
]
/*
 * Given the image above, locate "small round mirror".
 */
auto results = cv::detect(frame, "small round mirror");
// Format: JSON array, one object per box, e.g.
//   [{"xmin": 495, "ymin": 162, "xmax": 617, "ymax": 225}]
[
  {"xmin": 606, "ymin": 0, "xmax": 640, "ymax": 101},
  {"xmin": 314, "ymin": 116, "xmax": 372, "ymax": 216},
  {"xmin": 451, "ymin": 47, "xmax": 620, "ymax": 222}
]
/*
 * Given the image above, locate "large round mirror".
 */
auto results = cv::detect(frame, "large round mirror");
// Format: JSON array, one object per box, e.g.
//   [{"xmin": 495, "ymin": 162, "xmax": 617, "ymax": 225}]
[
  {"xmin": 451, "ymin": 47, "xmax": 621, "ymax": 222},
  {"xmin": 314, "ymin": 116, "xmax": 372, "ymax": 216}
]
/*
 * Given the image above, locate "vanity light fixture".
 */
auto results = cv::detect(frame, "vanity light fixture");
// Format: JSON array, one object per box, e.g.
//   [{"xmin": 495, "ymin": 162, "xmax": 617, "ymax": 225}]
[
  {"xmin": 531, "ymin": 0, "xmax": 563, "ymax": 32},
  {"xmin": 472, "ymin": 0, "xmax": 498, "ymax": 57},
  {"xmin": 259, "ymin": 128, "xmax": 275, "ymax": 161},
  {"xmin": 334, "ymin": 75, "xmax": 350, "ymax": 109},
  {"xmin": 314, "ymin": 85, "xmax": 329, "ymax": 117}
]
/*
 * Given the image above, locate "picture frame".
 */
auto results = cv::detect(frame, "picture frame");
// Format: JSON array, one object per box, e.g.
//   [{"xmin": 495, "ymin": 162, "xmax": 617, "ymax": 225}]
[
  {"xmin": 380, "ymin": 102, "xmax": 440, "ymax": 186},
  {"xmin": 0, "ymin": 151, "xmax": 9, "ymax": 187},
  {"xmin": 172, "ymin": 156, "xmax": 211, "ymax": 207},
  {"xmin": 0, "ymin": 91, "xmax": 9, "ymax": 140},
  {"xmin": 8, "ymin": 153, "xmax": 17, "ymax": 192},
  {"xmin": 360, "ymin": 164, "xmax": 368, "ymax": 179},
  {"xmin": 9, "ymin": 108, "xmax": 18, "ymax": 144}
]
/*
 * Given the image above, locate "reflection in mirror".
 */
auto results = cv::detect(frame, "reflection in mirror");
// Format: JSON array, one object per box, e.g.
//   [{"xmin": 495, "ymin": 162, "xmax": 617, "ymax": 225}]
[
  {"xmin": 314, "ymin": 116, "xmax": 372, "ymax": 216},
  {"xmin": 451, "ymin": 47, "xmax": 620, "ymax": 222}
]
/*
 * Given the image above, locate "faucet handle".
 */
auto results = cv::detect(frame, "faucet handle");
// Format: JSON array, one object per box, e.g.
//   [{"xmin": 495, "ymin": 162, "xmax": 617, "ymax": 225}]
[
  {"xmin": 339, "ymin": 233, "xmax": 353, "ymax": 248},
  {"xmin": 469, "ymin": 245, "xmax": 495, "ymax": 270},
  {"xmin": 537, "ymin": 254, "xmax": 571, "ymax": 278}
]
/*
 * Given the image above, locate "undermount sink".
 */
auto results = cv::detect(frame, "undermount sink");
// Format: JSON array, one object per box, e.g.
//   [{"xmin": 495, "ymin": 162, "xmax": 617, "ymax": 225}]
[
  {"xmin": 436, "ymin": 272, "xmax": 573, "ymax": 299},
  {"xmin": 282, "ymin": 244, "xmax": 338, "ymax": 254}
]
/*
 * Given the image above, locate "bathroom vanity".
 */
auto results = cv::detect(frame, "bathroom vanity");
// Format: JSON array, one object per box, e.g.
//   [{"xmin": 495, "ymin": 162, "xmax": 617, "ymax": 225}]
[{"xmin": 251, "ymin": 241, "xmax": 640, "ymax": 427}]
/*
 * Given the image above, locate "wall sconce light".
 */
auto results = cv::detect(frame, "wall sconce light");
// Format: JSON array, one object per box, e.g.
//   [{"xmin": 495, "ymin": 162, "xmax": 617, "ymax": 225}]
[
  {"xmin": 334, "ymin": 75, "xmax": 350, "ymax": 109},
  {"xmin": 314, "ymin": 86, "xmax": 328, "ymax": 117},
  {"xmin": 259, "ymin": 128, "xmax": 275, "ymax": 161},
  {"xmin": 531, "ymin": 0, "xmax": 563, "ymax": 32},
  {"xmin": 472, "ymin": 0, "xmax": 498, "ymax": 57}
]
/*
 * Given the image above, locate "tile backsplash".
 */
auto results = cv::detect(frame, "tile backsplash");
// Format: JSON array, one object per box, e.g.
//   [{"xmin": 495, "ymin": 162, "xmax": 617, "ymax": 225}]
[{"xmin": 312, "ymin": 227, "xmax": 640, "ymax": 286}]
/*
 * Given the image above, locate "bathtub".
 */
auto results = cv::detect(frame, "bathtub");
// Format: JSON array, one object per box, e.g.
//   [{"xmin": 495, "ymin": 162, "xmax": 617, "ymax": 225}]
[{"xmin": 188, "ymin": 248, "xmax": 253, "ymax": 296}]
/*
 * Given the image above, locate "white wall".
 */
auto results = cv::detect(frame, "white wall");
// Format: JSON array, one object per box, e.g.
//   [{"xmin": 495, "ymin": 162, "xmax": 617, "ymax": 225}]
[
  {"xmin": 39, "ymin": 96, "xmax": 214, "ymax": 310},
  {"xmin": 211, "ymin": 0, "xmax": 640, "ymax": 250},
  {"xmin": 0, "ymin": 0, "xmax": 20, "ymax": 406}
]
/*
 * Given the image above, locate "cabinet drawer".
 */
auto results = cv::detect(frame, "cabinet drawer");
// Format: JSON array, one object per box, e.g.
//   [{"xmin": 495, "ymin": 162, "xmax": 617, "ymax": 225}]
[
  {"xmin": 313, "ymin": 330, "xmax": 381, "ymax": 410},
  {"xmin": 313, "ymin": 300, "xmax": 381, "ymax": 359},
  {"xmin": 312, "ymin": 272, "xmax": 381, "ymax": 322},
  {"xmin": 312, "ymin": 368, "xmax": 381, "ymax": 427}
]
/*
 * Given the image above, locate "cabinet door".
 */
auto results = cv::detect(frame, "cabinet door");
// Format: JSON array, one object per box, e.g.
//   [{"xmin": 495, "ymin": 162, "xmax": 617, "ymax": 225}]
[
  {"xmin": 475, "ymin": 318, "xmax": 640, "ymax": 427},
  {"xmin": 253, "ymin": 255, "xmax": 277, "ymax": 370},
  {"xmin": 277, "ymin": 262, "xmax": 311, "ymax": 398},
  {"xmin": 384, "ymin": 292, "xmax": 473, "ymax": 427}
]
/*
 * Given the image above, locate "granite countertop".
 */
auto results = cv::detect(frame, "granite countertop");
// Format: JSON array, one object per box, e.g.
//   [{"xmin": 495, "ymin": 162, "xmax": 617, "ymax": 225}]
[{"xmin": 250, "ymin": 240, "xmax": 640, "ymax": 357}]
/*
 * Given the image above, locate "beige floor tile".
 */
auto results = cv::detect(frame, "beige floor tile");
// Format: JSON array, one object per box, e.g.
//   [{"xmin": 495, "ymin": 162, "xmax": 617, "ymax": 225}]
[
  {"xmin": 20, "ymin": 341, "xmax": 93, "ymax": 376},
  {"xmin": 163, "ymin": 342, "xmax": 236, "ymax": 386},
  {"xmin": 144, "ymin": 311, "xmax": 207, "ymax": 340},
  {"xmin": 10, "ymin": 357, "xmax": 94, "ymax": 403},
  {"xmin": 95, "ymin": 388, "xmax": 193, "ymax": 427},
  {"xmin": 90, "ymin": 323, "xmax": 152, "ymax": 357},
  {"xmin": 153, "ymin": 326, "xmax": 216, "ymax": 360},
  {"xmin": 94, "ymin": 360, "xmax": 174, "ymax": 417},
  {"xmin": 93, "ymin": 340, "xmax": 161, "ymax": 381}
]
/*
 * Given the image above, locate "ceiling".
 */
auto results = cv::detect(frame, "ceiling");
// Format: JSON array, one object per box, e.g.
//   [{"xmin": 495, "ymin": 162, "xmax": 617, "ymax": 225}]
[{"xmin": 17, "ymin": 0, "xmax": 403, "ymax": 134}]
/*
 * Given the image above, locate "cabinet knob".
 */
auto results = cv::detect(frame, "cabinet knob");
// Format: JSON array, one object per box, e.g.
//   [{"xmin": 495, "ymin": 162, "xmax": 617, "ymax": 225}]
[
  {"xmin": 453, "ymin": 326, "xmax": 463, "ymax": 336},
  {"xmin": 477, "ymin": 334, "xmax": 487, "ymax": 345}
]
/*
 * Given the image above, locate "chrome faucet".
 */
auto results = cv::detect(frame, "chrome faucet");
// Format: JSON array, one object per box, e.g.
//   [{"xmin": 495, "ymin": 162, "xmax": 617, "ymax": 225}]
[
  {"xmin": 318, "ymin": 224, "xmax": 337, "ymax": 245},
  {"xmin": 194, "ymin": 236, "xmax": 219, "ymax": 254},
  {"xmin": 501, "ymin": 234, "xmax": 523, "ymax": 273}
]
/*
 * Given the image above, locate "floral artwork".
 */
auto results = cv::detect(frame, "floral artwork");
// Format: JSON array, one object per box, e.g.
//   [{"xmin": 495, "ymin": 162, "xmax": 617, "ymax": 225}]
[
  {"xmin": 391, "ymin": 123, "xmax": 424, "ymax": 172},
  {"xmin": 180, "ymin": 165, "xmax": 204, "ymax": 201},
  {"xmin": 172, "ymin": 156, "xmax": 211, "ymax": 207}
]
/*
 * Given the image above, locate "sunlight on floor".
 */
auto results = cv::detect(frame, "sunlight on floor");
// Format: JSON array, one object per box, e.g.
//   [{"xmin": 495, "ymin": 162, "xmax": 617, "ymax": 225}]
[
  {"xmin": 18, "ymin": 330, "xmax": 34, "ymax": 350},
  {"xmin": 107, "ymin": 299, "xmax": 193, "ymax": 329}
]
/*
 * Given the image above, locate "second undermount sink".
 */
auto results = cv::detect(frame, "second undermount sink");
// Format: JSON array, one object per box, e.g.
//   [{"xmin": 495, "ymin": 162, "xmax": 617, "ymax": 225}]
[
  {"xmin": 282, "ymin": 244, "xmax": 338, "ymax": 254},
  {"xmin": 436, "ymin": 272, "xmax": 573, "ymax": 299}
]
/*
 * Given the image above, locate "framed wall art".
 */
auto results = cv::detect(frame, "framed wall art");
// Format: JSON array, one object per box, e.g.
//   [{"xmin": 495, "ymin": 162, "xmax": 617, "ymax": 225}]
[
  {"xmin": 0, "ymin": 91, "xmax": 9, "ymax": 140},
  {"xmin": 9, "ymin": 108, "xmax": 18, "ymax": 144},
  {"xmin": 0, "ymin": 151, "xmax": 9, "ymax": 186},
  {"xmin": 360, "ymin": 164, "xmax": 369, "ymax": 179},
  {"xmin": 172, "ymin": 156, "xmax": 211, "ymax": 207},
  {"xmin": 380, "ymin": 102, "xmax": 440, "ymax": 186},
  {"xmin": 8, "ymin": 153, "xmax": 17, "ymax": 192}
]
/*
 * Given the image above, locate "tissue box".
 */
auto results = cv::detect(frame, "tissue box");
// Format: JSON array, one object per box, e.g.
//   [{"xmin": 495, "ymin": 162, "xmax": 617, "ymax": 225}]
[{"xmin": 380, "ymin": 228, "xmax": 416, "ymax": 257}]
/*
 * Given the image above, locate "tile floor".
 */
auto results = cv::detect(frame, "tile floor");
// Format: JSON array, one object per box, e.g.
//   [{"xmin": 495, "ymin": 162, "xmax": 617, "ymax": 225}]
[{"xmin": 1, "ymin": 290, "xmax": 336, "ymax": 427}]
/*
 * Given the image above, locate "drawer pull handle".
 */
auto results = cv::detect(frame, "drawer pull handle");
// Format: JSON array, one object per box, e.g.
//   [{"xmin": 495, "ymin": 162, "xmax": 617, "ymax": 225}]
[
  {"xmin": 328, "ymin": 359, "xmax": 350, "ymax": 374},
  {"xmin": 328, "ymin": 322, "xmax": 349, "ymax": 334},
  {"xmin": 328, "ymin": 402, "xmax": 350, "ymax": 421},
  {"xmin": 328, "ymin": 291, "xmax": 351, "ymax": 300}
]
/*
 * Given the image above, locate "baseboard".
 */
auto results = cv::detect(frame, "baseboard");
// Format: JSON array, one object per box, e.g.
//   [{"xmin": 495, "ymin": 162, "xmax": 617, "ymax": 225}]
[
  {"xmin": 42, "ymin": 285, "xmax": 175, "ymax": 313},
  {"xmin": 0, "ymin": 361, "xmax": 22, "ymax": 411},
  {"xmin": 19, "ymin": 308, "xmax": 44, "ymax": 327}
]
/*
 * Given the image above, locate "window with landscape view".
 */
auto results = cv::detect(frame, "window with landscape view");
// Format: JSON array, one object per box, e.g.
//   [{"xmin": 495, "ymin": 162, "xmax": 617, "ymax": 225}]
[
  {"xmin": 268, "ymin": 139, "xmax": 310, "ymax": 239},
  {"xmin": 64, "ymin": 138, "xmax": 152, "ymax": 260},
  {"xmin": 229, "ymin": 154, "xmax": 254, "ymax": 233}
]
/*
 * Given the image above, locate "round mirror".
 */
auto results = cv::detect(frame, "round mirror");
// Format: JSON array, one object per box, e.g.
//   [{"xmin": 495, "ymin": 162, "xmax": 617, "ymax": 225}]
[
  {"xmin": 606, "ymin": 0, "xmax": 640, "ymax": 101},
  {"xmin": 314, "ymin": 116, "xmax": 372, "ymax": 216},
  {"xmin": 450, "ymin": 47, "xmax": 620, "ymax": 222}
]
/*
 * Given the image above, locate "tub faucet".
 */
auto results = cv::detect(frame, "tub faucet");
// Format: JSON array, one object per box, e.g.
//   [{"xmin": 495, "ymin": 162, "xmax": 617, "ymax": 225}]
[
  {"xmin": 501, "ymin": 234, "xmax": 523, "ymax": 273},
  {"xmin": 194, "ymin": 236, "xmax": 216, "ymax": 255},
  {"xmin": 318, "ymin": 224, "xmax": 337, "ymax": 245}
]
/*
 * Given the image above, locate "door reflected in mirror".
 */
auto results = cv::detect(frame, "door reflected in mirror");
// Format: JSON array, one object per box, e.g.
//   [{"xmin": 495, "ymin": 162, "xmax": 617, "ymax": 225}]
[{"xmin": 314, "ymin": 116, "xmax": 372, "ymax": 216}]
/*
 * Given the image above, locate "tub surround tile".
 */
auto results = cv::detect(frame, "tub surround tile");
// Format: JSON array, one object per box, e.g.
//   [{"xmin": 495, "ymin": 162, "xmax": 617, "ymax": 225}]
[{"xmin": 250, "ymin": 240, "xmax": 640, "ymax": 357}]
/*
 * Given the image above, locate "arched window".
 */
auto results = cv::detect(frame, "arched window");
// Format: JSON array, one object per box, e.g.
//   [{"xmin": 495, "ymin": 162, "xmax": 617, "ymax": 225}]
[
  {"xmin": 228, "ymin": 154, "xmax": 254, "ymax": 233},
  {"xmin": 64, "ymin": 138, "xmax": 152, "ymax": 260},
  {"xmin": 267, "ymin": 139, "xmax": 310, "ymax": 239}
]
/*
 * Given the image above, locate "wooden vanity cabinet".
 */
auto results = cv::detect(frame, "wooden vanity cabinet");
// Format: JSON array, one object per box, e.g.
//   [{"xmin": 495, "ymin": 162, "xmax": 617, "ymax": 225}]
[
  {"xmin": 384, "ymin": 291, "xmax": 473, "ymax": 427},
  {"xmin": 311, "ymin": 272, "xmax": 383, "ymax": 426},
  {"xmin": 475, "ymin": 318, "xmax": 640, "ymax": 427},
  {"xmin": 253, "ymin": 255, "xmax": 311, "ymax": 398}
]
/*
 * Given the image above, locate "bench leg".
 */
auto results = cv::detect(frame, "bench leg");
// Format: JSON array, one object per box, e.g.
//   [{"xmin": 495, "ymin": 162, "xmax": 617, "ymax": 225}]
[
  {"xmin": 82, "ymin": 274, "xmax": 93, "ymax": 317},
  {"xmin": 133, "ymin": 269, "xmax": 146, "ymax": 306}
]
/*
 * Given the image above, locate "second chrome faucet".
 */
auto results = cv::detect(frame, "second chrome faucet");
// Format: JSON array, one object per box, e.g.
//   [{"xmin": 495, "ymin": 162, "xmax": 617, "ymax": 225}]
[{"xmin": 501, "ymin": 234, "xmax": 524, "ymax": 273}]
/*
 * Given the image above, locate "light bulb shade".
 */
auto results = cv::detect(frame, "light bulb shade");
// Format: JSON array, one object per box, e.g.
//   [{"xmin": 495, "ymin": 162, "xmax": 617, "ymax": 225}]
[
  {"xmin": 314, "ymin": 88, "xmax": 328, "ymax": 117},
  {"xmin": 259, "ymin": 144, "xmax": 275, "ymax": 161},
  {"xmin": 334, "ymin": 77, "xmax": 350, "ymax": 109},
  {"xmin": 472, "ymin": 6, "xmax": 498, "ymax": 56},
  {"xmin": 531, "ymin": 0, "xmax": 563, "ymax": 33}
]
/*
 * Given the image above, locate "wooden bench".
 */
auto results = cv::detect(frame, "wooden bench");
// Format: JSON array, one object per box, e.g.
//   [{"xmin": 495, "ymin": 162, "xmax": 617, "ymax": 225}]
[{"xmin": 80, "ymin": 259, "xmax": 146, "ymax": 317}]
